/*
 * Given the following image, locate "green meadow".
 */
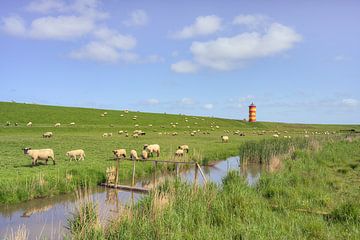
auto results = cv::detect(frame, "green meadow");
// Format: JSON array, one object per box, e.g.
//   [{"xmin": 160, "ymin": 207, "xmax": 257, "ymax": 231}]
[{"xmin": 0, "ymin": 101, "xmax": 358, "ymax": 204}]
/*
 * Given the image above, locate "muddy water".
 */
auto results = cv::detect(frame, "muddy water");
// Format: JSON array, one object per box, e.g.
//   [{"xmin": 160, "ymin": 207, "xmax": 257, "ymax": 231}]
[{"xmin": 0, "ymin": 156, "xmax": 263, "ymax": 239}]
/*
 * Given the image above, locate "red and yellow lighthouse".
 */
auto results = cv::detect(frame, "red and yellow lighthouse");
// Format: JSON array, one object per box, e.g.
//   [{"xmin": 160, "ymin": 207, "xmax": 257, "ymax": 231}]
[{"xmin": 248, "ymin": 103, "xmax": 256, "ymax": 122}]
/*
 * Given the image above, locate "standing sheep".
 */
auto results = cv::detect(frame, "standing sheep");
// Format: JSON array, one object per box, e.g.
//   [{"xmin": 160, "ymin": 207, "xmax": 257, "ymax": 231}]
[
  {"xmin": 175, "ymin": 149, "xmax": 184, "ymax": 157},
  {"xmin": 27, "ymin": 122, "xmax": 32, "ymax": 127},
  {"xmin": 66, "ymin": 149, "xmax": 85, "ymax": 161},
  {"xmin": 143, "ymin": 144, "xmax": 160, "ymax": 157},
  {"xmin": 54, "ymin": 123, "xmax": 61, "ymax": 127},
  {"xmin": 23, "ymin": 148, "xmax": 55, "ymax": 165},
  {"xmin": 221, "ymin": 135, "xmax": 229, "ymax": 143},
  {"xmin": 130, "ymin": 150, "xmax": 139, "ymax": 160},
  {"xmin": 42, "ymin": 132, "xmax": 53, "ymax": 138},
  {"xmin": 113, "ymin": 149, "xmax": 126, "ymax": 159},
  {"xmin": 141, "ymin": 150, "xmax": 148, "ymax": 160}
]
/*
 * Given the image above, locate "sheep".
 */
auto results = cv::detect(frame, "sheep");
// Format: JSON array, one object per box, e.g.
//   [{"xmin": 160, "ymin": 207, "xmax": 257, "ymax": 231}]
[
  {"xmin": 273, "ymin": 134, "xmax": 279, "ymax": 138},
  {"xmin": 141, "ymin": 150, "xmax": 149, "ymax": 160},
  {"xmin": 66, "ymin": 149, "xmax": 85, "ymax": 161},
  {"xmin": 190, "ymin": 132, "xmax": 195, "ymax": 136},
  {"xmin": 42, "ymin": 132, "xmax": 53, "ymax": 138},
  {"xmin": 54, "ymin": 123, "xmax": 61, "ymax": 127},
  {"xmin": 113, "ymin": 149, "xmax": 126, "ymax": 159},
  {"xmin": 125, "ymin": 133, "xmax": 129, "ymax": 137},
  {"xmin": 27, "ymin": 122, "xmax": 32, "ymax": 127},
  {"xmin": 130, "ymin": 150, "xmax": 139, "ymax": 160},
  {"xmin": 14, "ymin": 122, "xmax": 18, "ymax": 126},
  {"xmin": 221, "ymin": 135, "xmax": 229, "ymax": 143},
  {"xmin": 69, "ymin": 122, "xmax": 75, "ymax": 126},
  {"xmin": 133, "ymin": 133, "xmax": 139, "ymax": 138},
  {"xmin": 143, "ymin": 144, "xmax": 160, "ymax": 157},
  {"xmin": 178, "ymin": 145, "xmax": 189, "ymax": 153},
  {"xmin": 23, "ymin": 148, "xmax": 55, "ymax": 165},
  {"xmin": 6, "ymin": 121, "xmax": 11, "ymax": 126},
  {"xmin": 175, "ymin": 149, "xmax": 184, "ymax": 157},
  {"xmin": 172, "ymin": 132, "xmax": 178, "ymax": 136},
  {"xmin": 118, "ymin": 130, "xmax": 124, "ymax": 135},
  {"xmin": 108, "ymin": 133, "xmax": 113, "ymax": 137},
  {"xmin": 102, "ymin": 133, "xmax": 108, "ymax": 137},
  {"xmin": 304, "ymin": 134, "xmax": 309, "ymax": 138}
]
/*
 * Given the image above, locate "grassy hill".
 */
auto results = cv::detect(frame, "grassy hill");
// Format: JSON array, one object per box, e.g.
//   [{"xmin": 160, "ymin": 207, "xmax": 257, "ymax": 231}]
[{"xmin": 0, "ymin": 101, "xmax": 358, "ymax": 204}]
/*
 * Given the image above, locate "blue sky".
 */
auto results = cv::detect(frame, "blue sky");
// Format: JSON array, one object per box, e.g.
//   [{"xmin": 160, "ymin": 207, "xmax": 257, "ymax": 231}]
[{"xmin": 0, "ymin": 0, "xmax": 359, "ymax": 124}]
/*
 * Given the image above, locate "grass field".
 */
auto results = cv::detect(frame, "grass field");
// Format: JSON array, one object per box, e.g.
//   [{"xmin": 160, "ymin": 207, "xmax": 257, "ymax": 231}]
[
  {"xmin": 0, "ymin": 101, "xmax": 358, "ymax": 204},
  {"xmin": 69, "ymin": 136, "xmax": 360, "ymax": 240}
]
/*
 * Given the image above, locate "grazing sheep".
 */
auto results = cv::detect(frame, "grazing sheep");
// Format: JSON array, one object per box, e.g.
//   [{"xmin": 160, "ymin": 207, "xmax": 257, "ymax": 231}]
[
  {"xmin": 130, "ymin": 150, "xmax": 139, "ymax": 160},
  {"xmin": 27, "ymin": 122, "xmax": 32, "ymax": 127},
  {"xmin": 175, "ymin": 149, "xmax": 184, "ymax": 157},
  {"xmin": 42, "ymin": 132, "xmax": 53, "ymax": 138},
  {"xmin": 133, "ymin": 133, "xmax": 139, "ymax": 138},
  {"xmin": 66, "ymin": 149, "xmax": 85, "ymax": 161},
  {"xmin": 125, "ymin": 133, "xmax": 129, "ymax": 137},
  {"xmin": 144, "ymin": 144, "xmax": 160, "ymax": 157},
  {"xmin": 15, "ymin": 122, "xmax": 18, "ymax": 126},
  {"xmin": 6, "ymin": 121, "xmax": 11, "ymax": 126},
  {"xmin": 101, "ymin": 114, "xmax": 105, "ymax": 117},
  {"xmin": 172, "ymin": 132, "xmax": 178, "ymax": 136},
  {"xmin": 190, "ymin": 132, "xmax": 195, "ymax": 136},
  {"xmin": 23, "ymin": 148, "xmax": 55, "ymax": 165},
  {"xmin": 69, "ymin": 122, "xmax": 75, "ymax": 126},
  {"xmin": 178, "ymin": 145, "xmax": 189, "ymax": 153},
  {"xmin": 118, "ymin": 130, "xmax": 124, "ymax": 135},
  {"xmin": 102, "ymin": 133, "xmax": 108, "ymax": 137},
  {"xmin": 113, "ymin": 149, "xmax": 126, "ymax": 159},
  {"xmin": 221, "ymin": 135, "xmax": 229, "ymax": 143},
  {"xmin": 273, "ymin": 134, "xmax": 279, "ymax": 138},
  {"xmin": 54, "ymin": 123, "xmax": 61, "ymax": 127},
  {"xmin": 141, "ymin": 150, "xmax": 148, "ymax": 160}
]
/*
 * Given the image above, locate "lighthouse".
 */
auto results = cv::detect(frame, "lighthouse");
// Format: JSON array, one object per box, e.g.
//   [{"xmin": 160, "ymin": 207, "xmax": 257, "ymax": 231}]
[{"xmin": 249, "ymin": 103, "xmax": 256, "ymax": 122}]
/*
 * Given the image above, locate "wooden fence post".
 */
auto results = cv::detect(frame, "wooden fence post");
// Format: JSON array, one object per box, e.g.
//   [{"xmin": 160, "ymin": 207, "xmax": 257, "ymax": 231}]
[
  {"xmin": 132, "ymin": 160, "xmax": 136, "ymax": 187},
  {"xmin": 115, "ymin": 158, "xmax": 120, "ymax": 186}
]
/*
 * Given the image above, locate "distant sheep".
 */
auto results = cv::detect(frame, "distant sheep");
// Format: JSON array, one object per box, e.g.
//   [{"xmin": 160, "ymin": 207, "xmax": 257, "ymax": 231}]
[
  {"xmin": 221, "ymin": 135, "xmax": 229, "ymax": 143},
  {"xmin": 66, "ymin": 149, "xmax": 85, "ymax": 161},
  {"xmin": 102, "ymin": 133, "xmax": 108, "ymax": 137},
  {"xmin": 133, "ymin": 133, "xmax": 139, "ymax": 138},
  {"xmin": 172, "ymin": 132, "xmax": 178, "ymax": 136},
  {"xmin": 273, "ymin": 134, "xmax": 279, "ymax": 138},
  {"xmin": 27, "ymin": 122, "xmax": 32, "ymax": 127},
  {"xmin": 178, "ymin": 145, "xmax": 189, "ymax": 153},
  {"xmin": 113, "ymin": 149, "xmax": 126, "ymax": 159},
  {"xmin": 54, "ymin": 123, "xmax": 61, "ymax": 127},
  {"xmin": 23, "ymin": 148, "xmax": 55, "ymax": 165},
  {"xmin": 118, "ymin": 130, "xmax": 124, "ymax": 135},
  {"xmin": 42, "ymin": 132, "xmax": 53, "ymax": 138},
  {"xmin": 144, "ymin": 144, "xmax": 160, "ymax": 157},
  {"xmin": 175, "ymin": 149, "xmax": 184, "ymax": 157},
  {"xmin": 130, "ymin": 150, "xmax": 139, "ymax": 160},
  {"xmin": 69, "ymin": 122, "xmax": 75, "ymax": 126}
]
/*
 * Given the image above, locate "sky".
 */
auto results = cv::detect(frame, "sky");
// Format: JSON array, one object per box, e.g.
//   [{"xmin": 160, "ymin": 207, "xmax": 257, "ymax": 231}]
[{"xmin": 0, "ymin": 0, "xmax": 359, "ymax": 124}]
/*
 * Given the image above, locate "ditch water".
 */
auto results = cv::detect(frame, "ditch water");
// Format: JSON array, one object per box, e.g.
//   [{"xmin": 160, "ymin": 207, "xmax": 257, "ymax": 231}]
[{"xmin": 0, "ymin": 156, "xmax": 264, "ymax": 239}]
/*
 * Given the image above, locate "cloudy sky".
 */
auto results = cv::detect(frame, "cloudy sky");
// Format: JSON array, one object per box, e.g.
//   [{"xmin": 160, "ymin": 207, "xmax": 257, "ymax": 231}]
[{"xmin": 0, "ymin": 0, "xmax": 359, "ymax": 124}]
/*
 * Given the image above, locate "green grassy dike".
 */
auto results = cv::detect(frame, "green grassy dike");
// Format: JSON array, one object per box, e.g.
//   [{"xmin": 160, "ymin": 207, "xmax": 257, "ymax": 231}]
[
  {"xmin": 69, "ymin": 137, "xmax": 360, "ymax": 239},
  {"xmin": 0, "ymin": 101, "xmax": 358, "ymax": 205}
]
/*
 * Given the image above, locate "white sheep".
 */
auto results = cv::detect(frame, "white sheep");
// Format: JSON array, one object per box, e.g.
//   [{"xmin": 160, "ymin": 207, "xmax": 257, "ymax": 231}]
[
  {"xmin": 102, "ymin": 133, "xmax": 108, "ymax": 137},
  {"xmin": 175, "ymin": 149, "xmax": 184, "ymax": 157},
  {"xmin": 178, "ymin": 145, "xmax": 189, "ymax": 153},
  {"xmin": 118, "ymin": 130, "xmax": 124, "ymax": 135},
  {"xmin": 42, "ymin": 132, "xmax": 53, "ymax": 138},
  {"xmin": 54, "ymin": 123, "xmax": 61, "ymax": 127},
  {"xmin": 130, "ymin": 150, "xmax": 139, "ymax": 160},
  {"xmin": 273, "ymin": 134, "xmax": 279, "ymax": 138},
  {"xmin": 143, "ymin": 144, "xmax": 160, "ymax": 157},
  {"xmin": 27, "ymin": 122, "xmax": 32, "ymax": 127},
  {"xmin": 113, "ymin": 149, "xmax": 126, "ymax": 159},
  {"xmin": 133, "ymin": 133, "xmax": 139, "ymax": 138},
  {"xmin": 23, "ymin": 148, "xmax": 55, "ymax": 165},
  {"xmin": 70, "ymin": 122, "xmax": 75, "ymax": 126},
  {"xmin": 221, "ymin": 135, "xmax": 229, "ymax": 143},
  {"xmin": 141, "ymin": 150, "xmax": 149, "ymax": 160},
  {"xmin": 66, "ymin": 149, "xmax": 85, "ymax": 161}
]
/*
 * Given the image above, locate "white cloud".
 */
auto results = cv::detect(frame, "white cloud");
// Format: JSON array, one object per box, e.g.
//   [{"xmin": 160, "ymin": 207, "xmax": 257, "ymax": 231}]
[
  {"xmin": 180, "ymin": 98, "xmax": 195, "ymax": 105},
  {"xmin": 342, "ymin": 98, "xmax": 359, "ymax": 107},
  {"xmin": 190, "ymin": 22, "xmax": 302, "ymax": 70},
  {"xmin": 233, "ymin": 14, "xmax": 269, "ymax": 29},
  {"xmin": 123, "ymin": 9, "xmax": 148, "ymax": 27},
  {"xmin": 1, "ymin": 16, "xmax": 27, "ymax": 36},
  {"xmin": 69, "ymin": 41, "xmax": 120, "ymax": 62},
  {"xmin": 93, "ymin": 27, "xmax": 136, "ymax": 50},
  {"xmin": 172, "ymin": 15, "xmax": 221, "ymax": 39},
  {"xmin": 144, "ymin": 54, "xmax": 165, "ymax": 63},
  {"xmin": 144, "ymin": 98, "xmax": 160, "ymax": 105},
  {"xmin": 26, "ymin": 0, "xmax": 65, "ymax": 13},
  {"xmin": 204, "ymin": 103, "xmax": 213, "ymax": 109},
  {"xmin": 171, "ymin": 60, "xmax": 198, "ymax": 73},
  {"xmin": 29, "ymin": 15, "xmax": 94, "ymax": 40},
  {"xmin": 333, "ymin": 55, "xmax": 349, "ymax": 62}
]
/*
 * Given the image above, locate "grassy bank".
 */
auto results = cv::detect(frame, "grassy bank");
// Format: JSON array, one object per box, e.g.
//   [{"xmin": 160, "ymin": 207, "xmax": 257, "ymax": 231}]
[
  {"xmin": 69, "ymin": 136, "xmax": 360, "ymax": 239},
  {"xmin": 0, "ymin": 101, "xmax": 358, "ymax": 204}
]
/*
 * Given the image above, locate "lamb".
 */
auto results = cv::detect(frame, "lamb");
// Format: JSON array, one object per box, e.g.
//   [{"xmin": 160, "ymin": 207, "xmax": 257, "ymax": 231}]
[
  {"xmin": 221, "ymin": 135, "xmax": 229, "ymax": 143},
  {"xmin": 66, "ymin": 149, "xmax": 85, "ymax": 161},
  {"xmin": 130, "ymin": 150, "xmax": 139, "ymax": 160},
  {"xmin": 143, "ymin": 144, "xmax": 160, "ymax": 157},
  {"xmin": 42, "ymin": 132, "xmax": 53, "ymax": 138},
  {"xmin": 178, "ymin": 145, "xmax": 189, "ymax": 153},
  {"xmin": 175, "ymin": 149, "xmax": 184, "ymax": 157},
  {"xmin": 27, "ymin": 122, "xmax": 32, "ymax": 127},
  {"xmin": 54, "ymin": 123, "xmax": 61, "ymax": 127},
  {"xmin": 23, "ymin": 148, "xmax": 55, "ymax": 165},
  {"xmin": 113, "ymin": 149, "xmax": 126, "ymax": 159},
  {"xmin": 141, "ymin": 150, "xmax": 148, "ymax": 160}
]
